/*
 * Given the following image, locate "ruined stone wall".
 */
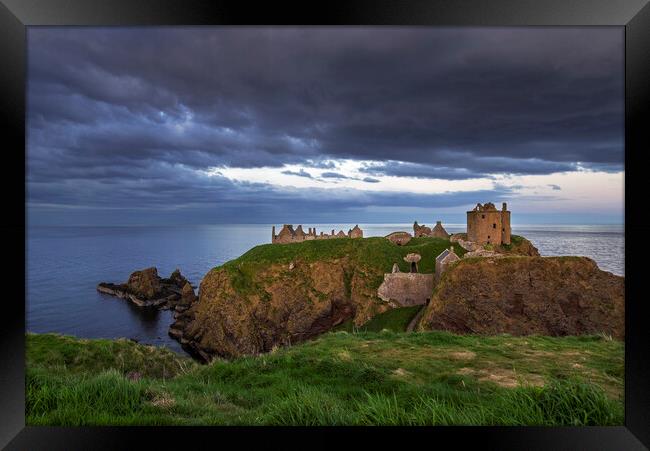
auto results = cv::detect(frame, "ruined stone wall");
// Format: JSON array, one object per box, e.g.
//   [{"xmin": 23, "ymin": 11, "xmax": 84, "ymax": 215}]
[
  {"xmin": 413, "ymin": 222, "xmax": 432, "ymax": 237},
  {"xmin": 431, "ymin": 221, "xmax": 449, "ymax": 238},
  {"xmin": 414, "ymin": 221, "xmax": 449, "ymax": 238},
  {"xmin": 385, "ymin": 231, "xmax": 412, "ymax": 246},
  {"xmin": 348, "ymin": 225, "xmax": 363, "ymax": 238},
  {"xmin": 377, "ymin": 273, "xmax": 434, "ymax": 306},
  {"xmin": 273, "ymin": 225, "xmax": 297, "ymax": 244},
  {"xmin": 501, "ymin": 210, "xmax": 511, "ymax": 245},
  {"xmin": 272, "ymin": 224, "xmax": 363, "ymax": 244}
]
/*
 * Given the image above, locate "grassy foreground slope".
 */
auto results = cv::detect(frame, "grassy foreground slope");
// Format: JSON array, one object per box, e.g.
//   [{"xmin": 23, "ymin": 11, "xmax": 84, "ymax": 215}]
[{"xmin": 27, "ymin": 332, "xmax": 623, "ymax": 426}]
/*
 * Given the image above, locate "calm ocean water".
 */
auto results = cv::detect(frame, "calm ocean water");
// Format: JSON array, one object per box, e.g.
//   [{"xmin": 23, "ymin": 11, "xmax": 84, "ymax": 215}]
[{"xmin": 27, "ymin": 224, "xmax": 624, "ymax": 353}]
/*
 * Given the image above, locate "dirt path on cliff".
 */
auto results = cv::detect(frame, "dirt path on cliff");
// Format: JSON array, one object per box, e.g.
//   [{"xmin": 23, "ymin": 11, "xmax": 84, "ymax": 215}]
[{"xmin": 406, "ymin": 305, "xmax": 426, "ymax": 332}]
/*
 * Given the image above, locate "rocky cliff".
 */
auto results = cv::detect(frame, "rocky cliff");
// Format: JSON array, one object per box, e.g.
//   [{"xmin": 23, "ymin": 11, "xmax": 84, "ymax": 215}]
[
  {"xmin": 418, "ymin": 256, "xmax": 624, "ymax": 338},
  {"xmin": 173, "ymin": 258, "xmax": 388, "ymax": 360},
  {"xmin": 170, "ymin": 236, "xmax": 465, "ymax": 360},
  {"xmin": 498, "ymin": 235, "xmax": 540, "ymax": 256},
  {"xmin": 451, "ymin": 233, "xmax": 540, "ymax": 257}
]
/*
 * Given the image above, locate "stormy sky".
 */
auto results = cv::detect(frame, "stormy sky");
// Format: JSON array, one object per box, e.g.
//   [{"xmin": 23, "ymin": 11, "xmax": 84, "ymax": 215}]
[{"xmin": 27, "ymin": 27, "xmax": 624, "ymax": 225}]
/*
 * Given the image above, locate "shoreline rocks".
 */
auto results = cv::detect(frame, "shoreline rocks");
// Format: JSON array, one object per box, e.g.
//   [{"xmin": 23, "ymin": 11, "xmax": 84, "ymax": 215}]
[
  {"xmin": 168, "ymin": 281, "xmax": 202, "ymax": 358},
  {"xmin": 98, "ymin": 266, "xmax": 207, "ymax": 360},
  {"xmin": 97, "ymin": 267, "xmax": 197, "ymax": 311}
]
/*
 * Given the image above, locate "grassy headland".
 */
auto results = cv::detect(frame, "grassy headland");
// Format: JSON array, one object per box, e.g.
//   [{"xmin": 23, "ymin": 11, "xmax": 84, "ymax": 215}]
[
  {"xmin": 220, "ymin": 236, "xmax": 466, "ymax": 296},
  {"xmin": 27, "ymin": 331, "xmax": 623, "ymax": 426}
]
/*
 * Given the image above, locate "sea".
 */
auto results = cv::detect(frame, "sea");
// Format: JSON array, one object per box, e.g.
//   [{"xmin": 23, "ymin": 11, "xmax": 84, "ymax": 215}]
[{"xmin": 26, "ymin": 224, "xmax": 625, "ymax": 354}]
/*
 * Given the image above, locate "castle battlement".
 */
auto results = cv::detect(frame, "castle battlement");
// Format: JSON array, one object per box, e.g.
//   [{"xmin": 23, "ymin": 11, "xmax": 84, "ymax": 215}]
[{"xmin": 272, "ymin": 224, "xmax": 363, "ymax": 244}]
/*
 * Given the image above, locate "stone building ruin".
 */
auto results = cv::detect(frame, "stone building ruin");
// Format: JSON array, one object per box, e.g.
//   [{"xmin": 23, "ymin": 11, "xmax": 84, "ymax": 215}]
[
  {"xmin": 348, "ymin": 225, "xmax": 363, "ymax": 239},
  {"xmin": 377, "ymin": 252, "xmax": 434, "ymax": 306},
  {"xmin": 413, "ymin": 222, "xmax": 432, "ymax": 237},
  {"xmin": 403, "ymin": 253, "xmax": 421, "ymax": 273},
  {"xmin": 466, "ymin": 202, "xmax": 511, "ymax": 245},
  {"xmin": 435, "ymin": 247, "xmax": 460, "ymax": 281},
  {"xmin": 413, "ymin": 220, "xmax": 449, "ymax": 238},
  {"xmin": 272, "ymin": 224, "xmax": 364, "ymax": 244}
]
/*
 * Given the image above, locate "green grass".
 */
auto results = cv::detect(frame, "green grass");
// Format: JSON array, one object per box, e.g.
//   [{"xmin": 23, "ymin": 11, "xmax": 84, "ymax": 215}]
[
  {"xmin": 334, "ymin": 306, "xmax": 423, "ymax": 333},
  {"xmin": 26, "ymin": 333, "xmax": 194, "ymax": 378},
  {"xmin": 220, "ymin": 236, "xmax": 465, "ymax": 296},
  {"xmin": 510, "ymin": 234, "xmax": 524, "ymax": 246},
  {"xmin": 27, "ymin": 332, "xmax": 623, "ymax": 426},
  {"xmin": 499, "ymin": 234, "xmax": 528, "ymax": 252}
]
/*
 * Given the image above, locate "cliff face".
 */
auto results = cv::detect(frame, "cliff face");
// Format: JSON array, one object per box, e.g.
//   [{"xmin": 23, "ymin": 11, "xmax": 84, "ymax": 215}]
[
  {"xmin": 419, "ymin": 256, "xmax": 624, "ymax": 338},
  {"xmin": 174, "ymin": 258, "xmax": 389, "ymax": 360},
  {"xmin": 169, "ymin": 236, "xmax": 614, "ymax": 361},
  {"xmin": 170, "ymin": 236, "xmax": 466, "ymax": 360}
]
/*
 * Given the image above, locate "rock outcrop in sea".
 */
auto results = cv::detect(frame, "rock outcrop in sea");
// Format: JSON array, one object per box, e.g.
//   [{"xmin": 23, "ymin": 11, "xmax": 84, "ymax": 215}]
[{"xmin": 97, "ymin": 267, "xmax": 197, "ymax": 311}]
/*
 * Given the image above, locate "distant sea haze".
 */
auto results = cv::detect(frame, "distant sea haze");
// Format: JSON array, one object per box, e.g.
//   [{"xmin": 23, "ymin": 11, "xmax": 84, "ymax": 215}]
[{"xmin": 27, "ymin": 224, "xmax": 624, "ymax": 354}]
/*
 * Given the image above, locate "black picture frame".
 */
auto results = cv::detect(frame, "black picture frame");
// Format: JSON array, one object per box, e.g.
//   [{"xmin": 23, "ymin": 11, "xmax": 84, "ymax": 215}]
[{"xmin": 2, "ymin": 0, "xmax": 649, "ymax": 449}]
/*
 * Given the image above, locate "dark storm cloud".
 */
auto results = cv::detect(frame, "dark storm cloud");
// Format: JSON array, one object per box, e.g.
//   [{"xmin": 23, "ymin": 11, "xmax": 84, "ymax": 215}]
[
  {"xmin": 27, "ymin": 27, "xmax": 623, "ymax": 223},
  {"xmin": 27, "ymin": 165, "xmax": 517, "ymax": 224},
  {"xmin": 578, "ymin": 162, "xmax": 623, "ymax": 173},
  {"xmin": 281, "ymin": 169, "xmax": 313, "ymax": 179},
  {"xmin": 360, "ymin": 157, "xmax": 584, "ymax": 180},
  {"xmin": 304, "ymin": 159, "xmax": 337, "ymax": 169},
  {"xmin": 360, "ymin": 161, "xmax": 486, "ymax": 180},
  {"xmin": 320, "ymin": 172, "xmax": 351, "ymax": 179}
]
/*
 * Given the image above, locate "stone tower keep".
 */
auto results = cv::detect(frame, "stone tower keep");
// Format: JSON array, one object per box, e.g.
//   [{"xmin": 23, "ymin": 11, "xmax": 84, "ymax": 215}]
[{"xmin": 466, "ymin": 202, "xmax": 511, "ymax": 245}]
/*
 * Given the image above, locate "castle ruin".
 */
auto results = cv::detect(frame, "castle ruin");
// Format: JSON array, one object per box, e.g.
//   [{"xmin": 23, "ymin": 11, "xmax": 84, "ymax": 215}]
[
  {"xmin": 272, "ymin": 224, "xmax": 364, "ymax": 244},
  {"xmin": 413, "ymin": 220, "xmax": 449, "ymax": 238},
  {"xmin": 377, "ymin": 252, "xmax": 434, "ymax": 306},
  {"xmin": 348, "ymin": 225, "xmax": 363, "ymax": 239},
  {"xmin": 466, "ymin": 202, "xmax": 511, "ymax": 245}
]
